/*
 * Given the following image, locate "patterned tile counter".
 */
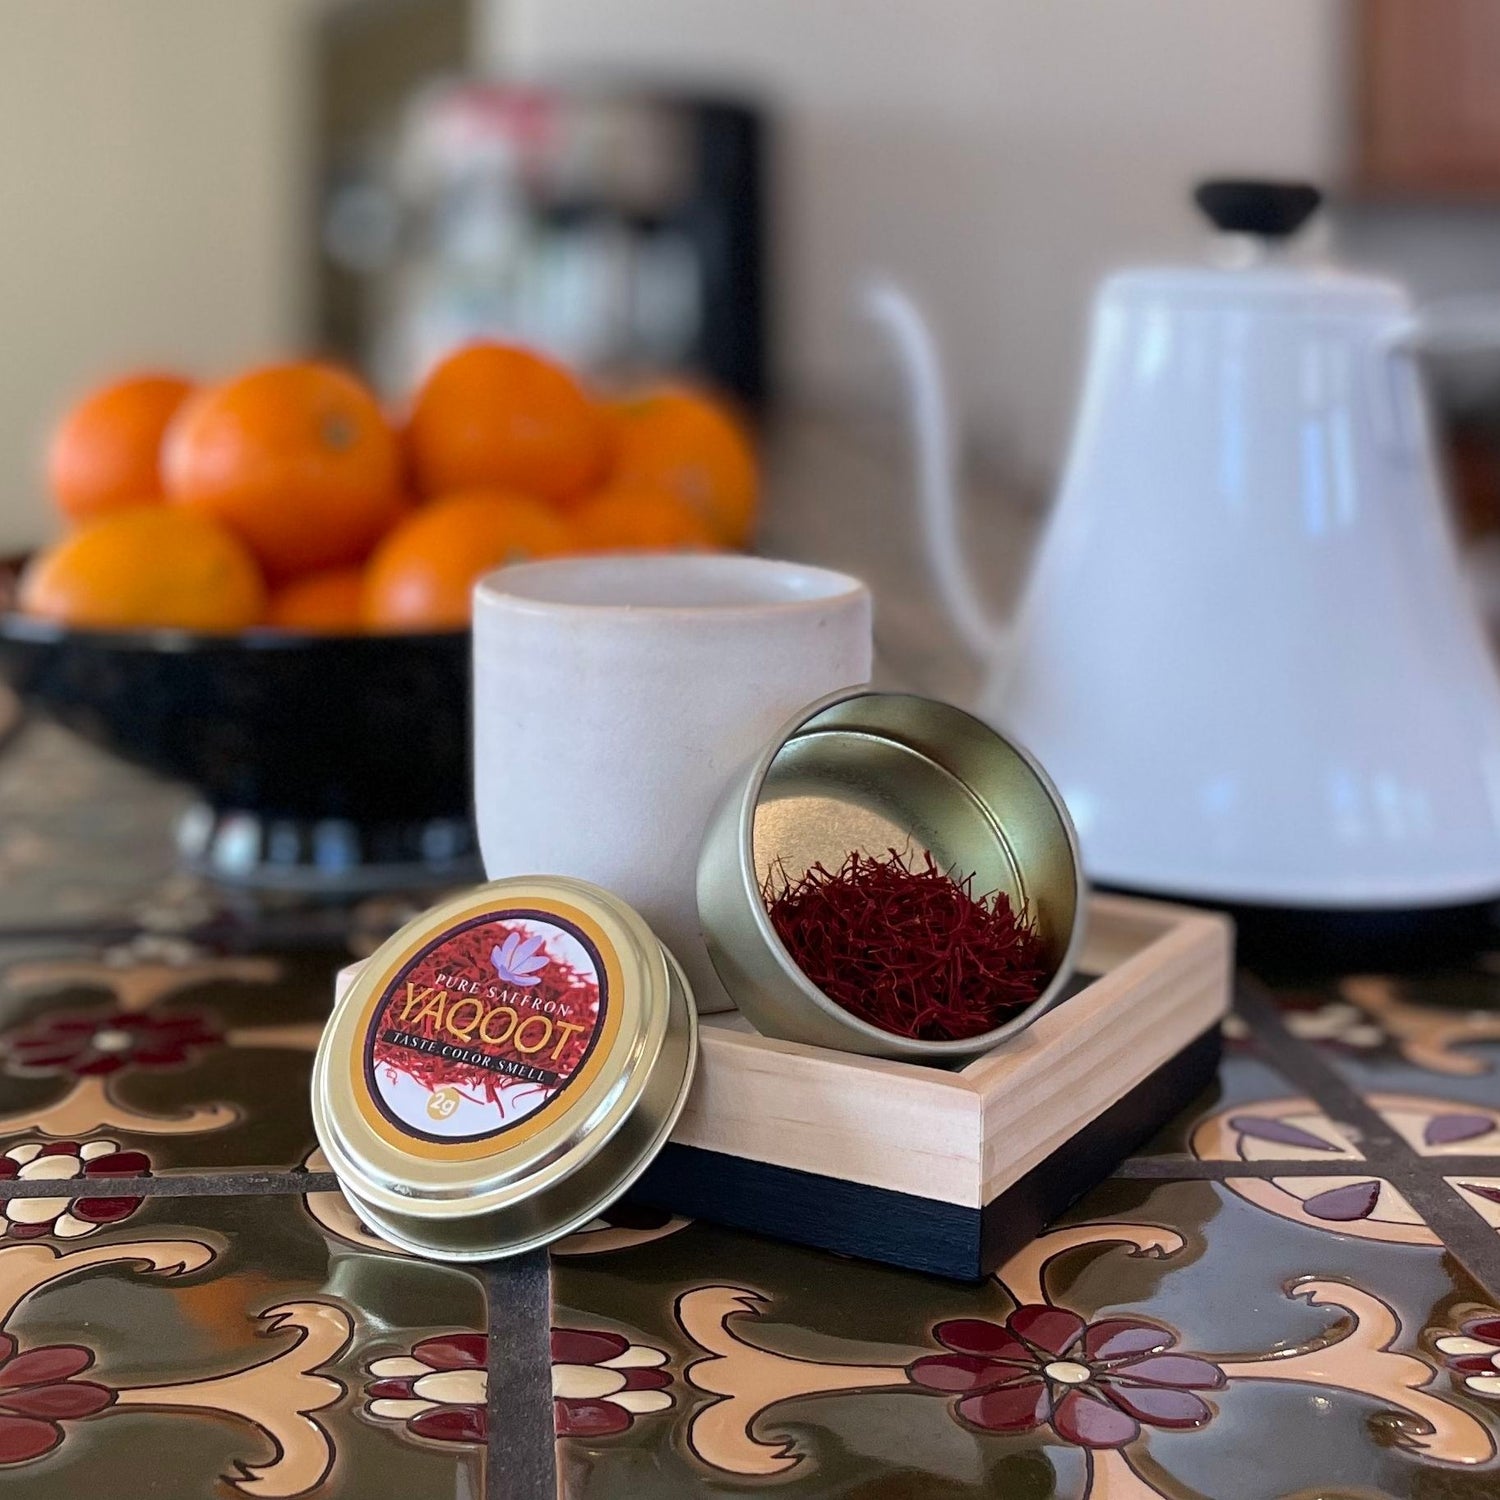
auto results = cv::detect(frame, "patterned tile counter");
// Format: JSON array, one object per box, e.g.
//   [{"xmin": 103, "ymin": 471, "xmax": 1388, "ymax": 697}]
[{"xmin": 2, "ymin": 724, "xmax": 1500, "ymax": 1498}]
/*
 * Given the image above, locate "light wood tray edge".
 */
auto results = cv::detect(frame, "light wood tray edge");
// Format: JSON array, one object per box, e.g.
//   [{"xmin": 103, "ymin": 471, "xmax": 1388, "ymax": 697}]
[{"xmin": 672, "ymin": 893, "xmax": 1233, "ymax": 1207}]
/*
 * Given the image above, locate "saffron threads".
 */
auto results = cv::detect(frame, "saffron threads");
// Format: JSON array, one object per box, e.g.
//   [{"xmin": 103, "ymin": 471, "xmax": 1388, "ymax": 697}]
[{"xmin": 761, "ymin": 848, "xmax": 1048, "ymax": 1042}]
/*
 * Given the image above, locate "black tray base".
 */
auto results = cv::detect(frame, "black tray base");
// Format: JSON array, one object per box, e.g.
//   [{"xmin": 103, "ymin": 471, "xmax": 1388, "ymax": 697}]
[
  {"xmin": 1103, "ymin": 883, "xmax": 1500, "ymax": 980},
  {"xmin": 630, "ymin": 1026, "xmax": 1223, "ymax": 1281}
]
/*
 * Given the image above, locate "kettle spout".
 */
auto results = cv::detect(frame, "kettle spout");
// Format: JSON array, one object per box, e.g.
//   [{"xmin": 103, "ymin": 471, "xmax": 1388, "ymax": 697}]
[{"xmin": 861, "ymin": 279, "xmax": 1012, "ymax": 666}]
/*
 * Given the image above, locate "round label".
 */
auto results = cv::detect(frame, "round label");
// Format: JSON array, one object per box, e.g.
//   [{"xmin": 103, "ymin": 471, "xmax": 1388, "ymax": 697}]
[{"xmin": 362, "ymin": 908, "xmax": 608, "ymax": 1145}]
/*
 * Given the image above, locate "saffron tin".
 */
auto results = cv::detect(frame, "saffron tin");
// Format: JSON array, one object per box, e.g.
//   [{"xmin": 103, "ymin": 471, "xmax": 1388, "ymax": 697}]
[
  {"xmin": 312, "ymin": 876, "xmax": 697, "ymax": 1260},
  {"xmin": 697, "ymin": 689, "xmax": 1086, "ymax": 1060}
]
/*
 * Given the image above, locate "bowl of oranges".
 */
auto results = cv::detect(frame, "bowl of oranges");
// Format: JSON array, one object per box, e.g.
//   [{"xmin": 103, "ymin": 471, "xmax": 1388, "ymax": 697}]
[{"xmin": 0, "ymin": 345, "xmax": 756, "ymax": 890}]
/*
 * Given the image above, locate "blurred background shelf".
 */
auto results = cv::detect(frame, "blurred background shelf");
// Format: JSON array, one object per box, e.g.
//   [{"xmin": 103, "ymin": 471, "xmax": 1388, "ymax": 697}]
[
  {"xmin": 1356, "ymin": 0, "xmax": 1500, "ymax": 201},
  {"xmin": 12, "ymin": 0, "xmax": 1500, "ymax": 921},
  {"xmin": 8, "ymin": 1, "xmax": 1500, "ymax": 615}
]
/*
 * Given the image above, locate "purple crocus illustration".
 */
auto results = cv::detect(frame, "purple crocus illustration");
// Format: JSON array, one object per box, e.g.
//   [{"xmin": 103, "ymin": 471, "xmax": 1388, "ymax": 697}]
[{"xmin": 491, "ymin": 931, "xmax": 548, "ymax": 987}]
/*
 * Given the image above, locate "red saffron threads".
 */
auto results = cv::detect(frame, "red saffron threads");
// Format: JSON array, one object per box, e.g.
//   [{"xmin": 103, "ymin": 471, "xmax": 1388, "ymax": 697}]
[{"xmin": 761, "ymin": 848, "xmax": 1048, "ymax": 1042}]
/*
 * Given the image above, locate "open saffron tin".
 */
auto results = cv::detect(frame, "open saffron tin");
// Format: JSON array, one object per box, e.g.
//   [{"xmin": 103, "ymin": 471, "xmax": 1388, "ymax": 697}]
[
  {"xmin": 697, "ymin": 689, "xmax": 1086, "ymax": 1060},
  {"xmin": 312, "ymin": 876, "xmax": 697, "ymax": 1260}
]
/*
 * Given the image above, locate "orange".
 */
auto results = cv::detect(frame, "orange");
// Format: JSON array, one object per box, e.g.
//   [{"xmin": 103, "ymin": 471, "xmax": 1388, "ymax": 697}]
[
  {"xmin": 163, "ymin": 361, "xmax": 403, "ymax": 581},
  {"xmin": 364, "ymin": 489, "xmax": 571, "ymax": 631},
  {"xmin": 608, "ymin": 385, "xmax": 758, "ymax": 546},
  {"xmin": 266, "ymin": 566, "xmax": 366, "ymax": 633},
  {"xmin": 18, "ymin": 508, "xmax": 265, "ymax": 632},
  {"xmin": 405, "ymin": 343, "xmax": 609, "ymax": 505},
  {"xmin": 570, "ymin": 487, "xmax": 722, "ymax": 553},
  {"xmin": 46, "ymin": 371, "xmax": 194, "ymax": 524}
]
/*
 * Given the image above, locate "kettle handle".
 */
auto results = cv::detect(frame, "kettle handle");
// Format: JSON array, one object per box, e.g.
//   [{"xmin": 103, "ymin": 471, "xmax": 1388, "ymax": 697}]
[
  {"xmin": 1383, "ymin": 297, "xmax": 1500, "ymax": 355},
  {"xmin": 861, "ymin": 279, "xmax": 1012, "ymax": 665},
  {"xmin": 1375, "ymin": 298, "xmax": 1500, "ymax": 457}
]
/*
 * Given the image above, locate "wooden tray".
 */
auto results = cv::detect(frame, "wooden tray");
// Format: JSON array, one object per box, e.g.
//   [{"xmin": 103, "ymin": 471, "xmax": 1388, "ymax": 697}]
[{"xmin": 631, "ymin": 894, "xmax": 1232, "ymax": 1279}]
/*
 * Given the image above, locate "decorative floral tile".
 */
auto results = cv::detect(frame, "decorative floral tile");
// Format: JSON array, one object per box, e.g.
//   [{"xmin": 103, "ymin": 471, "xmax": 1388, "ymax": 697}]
[
  {"xmin": 10, "ymin": 723, "xmax": 1500, "ymax": 1496},
  {"xmin": 307, "ymin": 1176, "xmax": 696, "ymax": 1486},
  {"xmin": 0, "ymin": 941, "xmax": 338, "ymax": 1173},
  {"xmin": 1453, "ymin": 1178, "xmax": 1500, "ymax": 1233},
  {"xmin": 548, "ymin": 1180, "xmax": 1500, "ymax": 1499},
  {"xmin": 1185, "ymin": 1089, "xmax": 1500, "ymax": 1246},
  {"xmin": 1267, "ymin": 972, "xmax": 1500, "ymax": 1108},
  {"xmin": 0, "ymin": 1189, "xmax": 485, "ymax": 1498}
]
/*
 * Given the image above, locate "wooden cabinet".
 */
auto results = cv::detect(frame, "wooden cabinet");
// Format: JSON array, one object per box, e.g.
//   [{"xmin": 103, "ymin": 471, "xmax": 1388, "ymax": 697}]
[{"xmin": 1358, "ymin": 0, "xmax": 1500, "ymax": 197}]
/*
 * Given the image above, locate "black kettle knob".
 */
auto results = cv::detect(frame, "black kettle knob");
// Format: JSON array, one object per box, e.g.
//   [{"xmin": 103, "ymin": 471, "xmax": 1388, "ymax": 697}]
[{"xmin": 1193, "ymin": 179, "xmax": 1322, "ymax": 239}]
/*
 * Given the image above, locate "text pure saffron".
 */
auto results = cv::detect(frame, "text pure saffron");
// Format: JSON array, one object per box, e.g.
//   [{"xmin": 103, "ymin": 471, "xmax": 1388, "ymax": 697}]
[{"xmin": 761, "ymin": 848, "xmax": 1048, "ymax": 1042}]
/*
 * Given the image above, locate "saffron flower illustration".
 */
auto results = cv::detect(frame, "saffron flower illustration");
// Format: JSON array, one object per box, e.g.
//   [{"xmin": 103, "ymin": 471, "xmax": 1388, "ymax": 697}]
[{"xmin": 491, "ymin": 931, "xmax": 548, "ymax": 988}]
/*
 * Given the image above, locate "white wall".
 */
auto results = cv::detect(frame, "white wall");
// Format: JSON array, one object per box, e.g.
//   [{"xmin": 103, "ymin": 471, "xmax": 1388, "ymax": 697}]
[
  {"xmin": 485, "ymin": 0, "xmax": 1345, "ymax": 491},
  {"xmin": 0, "ymin": 1, "xmax": 313, "ymax": 550}
]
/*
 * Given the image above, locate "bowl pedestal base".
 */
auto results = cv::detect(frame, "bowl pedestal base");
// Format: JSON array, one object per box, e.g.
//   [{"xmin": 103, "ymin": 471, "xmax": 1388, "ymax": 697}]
[{"xmin": 177, "ymin": 805, "xmax": 481, "ymax": 894}]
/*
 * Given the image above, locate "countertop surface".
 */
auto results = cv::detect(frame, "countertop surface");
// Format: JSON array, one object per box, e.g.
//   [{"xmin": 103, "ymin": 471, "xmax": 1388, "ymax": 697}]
[{"xmin": 0, "ymin": 427, "xmax": 1499, "ymax": 1497}]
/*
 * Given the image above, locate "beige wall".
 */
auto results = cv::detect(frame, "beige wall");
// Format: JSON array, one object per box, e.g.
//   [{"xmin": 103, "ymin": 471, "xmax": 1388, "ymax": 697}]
[
  {"xmin": 485, "ymin": 0, "xmax": 1344, "ymax": 491},
  {"xmin": 0, "ymin": 0, "xmax": 313, "ymax": 551}
]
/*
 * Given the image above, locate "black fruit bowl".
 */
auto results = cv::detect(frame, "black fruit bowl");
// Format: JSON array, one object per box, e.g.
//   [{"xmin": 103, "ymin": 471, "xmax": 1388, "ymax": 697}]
[{"xmin": 0, "ymin": 601, "xmax": 478, "ymax": 893}]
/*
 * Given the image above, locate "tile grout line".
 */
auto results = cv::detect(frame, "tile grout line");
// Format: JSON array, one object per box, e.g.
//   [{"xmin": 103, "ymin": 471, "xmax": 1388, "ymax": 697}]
[
  {"xmin": 1112, "ymin": 1155, "xmax": 1500, "ymax": 1180},
  {"xmin": 1235, "ymin": 976, "xmax": 1500, "ymax": 1301},
  {"xmin": 0, "ymin": 1171, "xmax": 342, "ymax": 1198},
  {"xmin": 1231, "ymin": 980, "xmax": 1411, "ymax": 1152},
  {"xmin": 0, "ymin": 1153, "xmax": 1491, "ymax": 1191},
  {"xmin": 484, "ymin": 1250, "xmax": 556, "ymax": 1500},
  {"xmin": 0, "ymin": 1159, "xmax": 569, "ymax": 1495},
  {"xmin": 0, "ymin": 1150, "xmax": 1486, "ymax": 1197},
  {"xmin": 0, "ymin": 964, "xmax": 1492, "ymax": 1324}
]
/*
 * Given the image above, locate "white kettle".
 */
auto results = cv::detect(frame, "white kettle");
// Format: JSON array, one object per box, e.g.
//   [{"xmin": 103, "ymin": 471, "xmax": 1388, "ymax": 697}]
[{"xmin": 871, "ymin": 180, "xmax": 1500, "ymax": 911}]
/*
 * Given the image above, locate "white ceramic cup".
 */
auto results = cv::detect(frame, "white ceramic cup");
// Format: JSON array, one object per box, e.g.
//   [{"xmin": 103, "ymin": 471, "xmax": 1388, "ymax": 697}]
[{"xmin": 473, "ymin": 554, "xmax": 873, "ymax": 1013}]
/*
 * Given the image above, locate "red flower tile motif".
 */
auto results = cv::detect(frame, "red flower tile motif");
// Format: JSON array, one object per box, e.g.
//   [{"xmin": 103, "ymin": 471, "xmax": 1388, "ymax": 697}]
[
  {"xmin": 0, "ymin": 1139, "xmax": 150, "ymax": 1239},
  {"xmin": 679, "ymin": 1224, "xmax": 1498, "ymax": 1483},
  {"xmin": 550, "ymin": 1329, "xmax": 673, "ymax": 1438},
  {"xmin": 908, "ymin": 1307, "xmax": 1224, "ymax": 1448},
  {"xmin": 364, "ymin": 1328, "xmax": 673, "ymax": 1447},
  {"xmin": 1436, "ymin": 1316, "xmax": 1500, "ymax": 1399},
  {"xmin": 3, "ymin": 1010, "xmax": 219, "ymax": 1079},
  {"xmin": 0, "ymin": 1333, "xmax": 114, "ymax": 1464},
  {"xmin": 366, "ymin": 1334, "xmax": 487, "ymax": 1446}
]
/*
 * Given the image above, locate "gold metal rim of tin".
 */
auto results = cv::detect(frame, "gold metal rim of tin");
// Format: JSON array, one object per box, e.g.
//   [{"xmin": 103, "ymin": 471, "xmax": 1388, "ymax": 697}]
[
  {"xmin": 697, "ymin": 689, "xmax": 1087, "ymax": 1061},
  {"xmin": 312, "ymin": 875, "xmax": 697, "ymax": 1261}
]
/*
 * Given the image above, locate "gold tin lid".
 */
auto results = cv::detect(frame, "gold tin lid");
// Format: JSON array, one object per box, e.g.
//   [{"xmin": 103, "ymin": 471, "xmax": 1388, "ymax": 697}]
[
  {"xmin": 312, "ymin": 876, "xmax": 697, "ymax": 1261},
  {"xmin": 698, "ymin": 689, "xmax": 1087, "ymax": 1060}
]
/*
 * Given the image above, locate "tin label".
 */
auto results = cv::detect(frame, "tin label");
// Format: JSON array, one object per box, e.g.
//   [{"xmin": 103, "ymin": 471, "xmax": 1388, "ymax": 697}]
[{"xmin": 362, "ymin": 908, "xmax": 608, "ymax": 1145}]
